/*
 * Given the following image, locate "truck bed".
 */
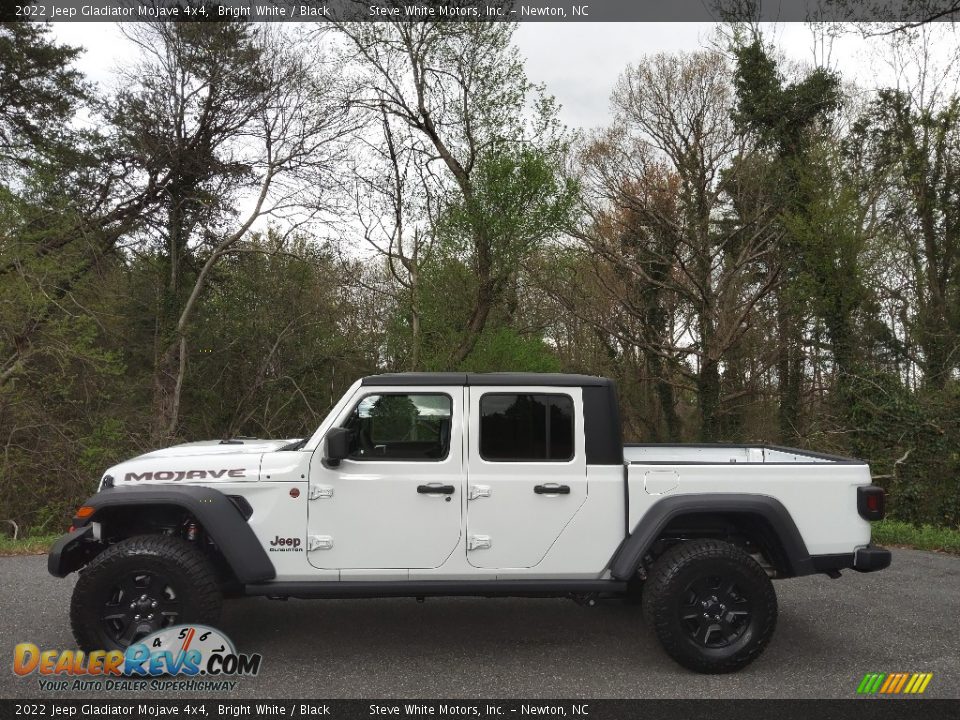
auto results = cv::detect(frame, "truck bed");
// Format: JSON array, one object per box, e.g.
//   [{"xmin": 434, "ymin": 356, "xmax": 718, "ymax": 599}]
[
  {"xmin": 621, "ymin": 443, "xmax": 872, "ymax": 557},
  {"xmin": 623, "ymin": 443, "xmax": 859, "ymax": 465}
]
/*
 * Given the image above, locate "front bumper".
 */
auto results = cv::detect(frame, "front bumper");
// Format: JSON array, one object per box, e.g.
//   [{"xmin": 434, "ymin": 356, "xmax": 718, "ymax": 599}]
[
  {"xmin": 811, "ymin": 544, "xmax": 892, "ymax": 575},
  {"xmin": 47, "ymin": 525, "xmax": 99, "ymax": 577}
]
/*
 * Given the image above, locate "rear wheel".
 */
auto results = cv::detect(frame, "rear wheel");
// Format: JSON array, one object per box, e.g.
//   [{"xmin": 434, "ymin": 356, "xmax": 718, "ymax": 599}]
[
  {"xmin": 642, "ymin": 539, "xmax": 777, "ymax": 673},
  {"xmin": 70, "ymin": 535, "xmax": 222, "ymax": 652}
]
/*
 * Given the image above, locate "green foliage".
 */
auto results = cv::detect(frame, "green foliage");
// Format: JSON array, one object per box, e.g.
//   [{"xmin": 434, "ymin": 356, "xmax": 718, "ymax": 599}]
[
  {"xmin": 732, "ymin": 39, "xmax": 842, "ymax": 157},
  {"xmin": 182, "ymin": 232, "xmax": 378, "ymax": 439},
  {"xmin": 2, "ymin": 26, "xmax": 960, "ymax": 536},
  {"xmin": 391, "ymin": 144, "xmax": 577, "ymax": 372},
  {"xmin": 854, "ymin": 89, "xmax": 960, "ymax": 389},
  {"xmin": 78, "ymin": 419, "xmax": 129, "ymax": 478},
  {"xmin": 780, "ymin": 145, "xmax": 870, "ymax": 376},
  {"xmin": 872, "ymin": 519, "xmax": 960, "ymax": 555},
  {"xmin": 458, "ymin": 327, "xmax": 561, "ymax": 373},
  {"xmin": 440, "ymin": 144, "xmax": 578, "ymax": 264},
  {"xmin": 821, "ymin": 369, "xmax": 960, "ymax": 527},
  {"xmin": 0, "ymin": 22, "xmax": 89, "ymax": 171},
  {"xmin": 395, "ymin": 250, "xmax": 561, "ymax": 374},
  {"xmin": 0, "ymin": 534, "xmax": 59, "ymax": 557}
]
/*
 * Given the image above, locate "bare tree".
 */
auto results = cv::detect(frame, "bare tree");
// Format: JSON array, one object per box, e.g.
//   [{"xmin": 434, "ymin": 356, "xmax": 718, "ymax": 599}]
[
  {"xmin": 333, "ymin": 19, "xmax": 570, "ymax": 367},
  {"xmin": 350, "ymin": 107, "xmax": 444, "ymax": 370},
  {"xmin": 114, "ymin": 23, "xmax": 354, "ymax": 439},
  {"xmin": 567, "ymin": 52, "xmax": 779, "ymax": 440}
]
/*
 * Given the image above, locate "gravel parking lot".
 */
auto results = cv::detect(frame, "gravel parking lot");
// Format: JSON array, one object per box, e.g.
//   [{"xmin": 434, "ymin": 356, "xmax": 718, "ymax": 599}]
[{"xmin": 1, "ymin": 548, "xmax": 957, "ymax": 699}]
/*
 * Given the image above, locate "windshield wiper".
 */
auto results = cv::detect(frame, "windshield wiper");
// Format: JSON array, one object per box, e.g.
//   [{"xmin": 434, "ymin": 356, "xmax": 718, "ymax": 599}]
[{"xmin": 279, "ymin": 438, "xmax": 307, "ymax": 451}]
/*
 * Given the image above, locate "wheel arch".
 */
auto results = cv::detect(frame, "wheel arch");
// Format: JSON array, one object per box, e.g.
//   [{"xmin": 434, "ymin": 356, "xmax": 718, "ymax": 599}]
[
  {"xmin": 48, "ymin": 485, "xmax": 275, "ymax": 584},
  {"xmin": 609, "ymin": 494, "xmax": 814, "ymax": 580}
]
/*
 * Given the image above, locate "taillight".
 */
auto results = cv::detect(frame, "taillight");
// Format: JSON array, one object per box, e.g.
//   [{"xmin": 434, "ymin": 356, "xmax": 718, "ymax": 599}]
[{"xmin": 857, "ymin": 486, "xmax": 886, "ymax": 520}]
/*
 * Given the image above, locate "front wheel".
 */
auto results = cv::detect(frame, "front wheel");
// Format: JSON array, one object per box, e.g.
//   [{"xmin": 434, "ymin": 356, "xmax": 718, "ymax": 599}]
[
  {"xmin": 70, "ymin": 535, "xmax": 223, "ymax": 652},
  {"xmin": 641, "ymin": 539, "xmax": 777, "ymax": 673}
]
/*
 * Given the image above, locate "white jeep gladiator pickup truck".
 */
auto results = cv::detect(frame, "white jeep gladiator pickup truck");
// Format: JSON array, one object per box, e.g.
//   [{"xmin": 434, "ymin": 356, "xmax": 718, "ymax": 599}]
[{"xmin": 50, "ymin": 373, "xmax": 891, "ymax": 673}]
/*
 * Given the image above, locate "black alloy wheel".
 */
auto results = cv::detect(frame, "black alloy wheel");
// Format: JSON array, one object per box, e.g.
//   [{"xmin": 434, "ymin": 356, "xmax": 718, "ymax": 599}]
[
  {"xmin": 642, "ymin": 539, "xmax": 778, "ymax": 673},
  {"xmin": 70, "ymin": 534, "xmax": 222, "ymax": 652},
  {"xmin": 678, "ymin": 574, "xmax": 752, "ymax": 648},
  {"xmin": 100, "ymin": 569, "xmax": 183, "ymax": 646}
]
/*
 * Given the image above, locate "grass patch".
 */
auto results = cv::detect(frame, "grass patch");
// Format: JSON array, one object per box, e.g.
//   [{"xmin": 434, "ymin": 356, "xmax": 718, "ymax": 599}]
[
  {"xmin": 0, "ymin": 534, "xmax": 58, "ymax": 556},
  {"xmin": 873, "ymin": 520, "xmax": 960, "ymax": 555}
]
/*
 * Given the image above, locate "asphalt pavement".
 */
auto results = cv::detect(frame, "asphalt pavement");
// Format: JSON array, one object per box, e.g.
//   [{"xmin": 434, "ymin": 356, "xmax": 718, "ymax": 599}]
[{"xmin": 0, "ymin": 549, "xmax": 957, "ymax": 699}]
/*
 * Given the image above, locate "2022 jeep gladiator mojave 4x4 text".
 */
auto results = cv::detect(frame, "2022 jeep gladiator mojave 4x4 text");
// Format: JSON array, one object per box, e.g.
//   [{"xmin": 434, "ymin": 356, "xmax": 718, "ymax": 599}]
[{"xmin": 50, "ymin": 373, "xmax": 891, "ymax": 673}]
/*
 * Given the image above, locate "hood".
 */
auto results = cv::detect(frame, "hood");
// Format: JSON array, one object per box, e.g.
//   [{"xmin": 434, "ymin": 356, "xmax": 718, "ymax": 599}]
[
  {"xmin": 136, "ymin": 439, "xmax": 298, "ymax": 459},
  {"xmin": 101, "ymin": 438, "xmax": 301, "ymax": 487}
]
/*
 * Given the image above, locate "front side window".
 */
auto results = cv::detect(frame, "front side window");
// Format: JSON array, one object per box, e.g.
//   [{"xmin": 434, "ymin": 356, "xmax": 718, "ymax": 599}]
[
  {"xmin": 344, "ymin": 393, "xmax": 452, "ymax": 461},
  {"xmin": 479, "ymin": 394, "xmax": 574, "ymax": 462}
]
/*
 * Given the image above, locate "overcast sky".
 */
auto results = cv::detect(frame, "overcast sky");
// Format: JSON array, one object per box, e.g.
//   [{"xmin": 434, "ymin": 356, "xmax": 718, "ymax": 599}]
[{"xmin": 51, "ymin": 21, "xmax": 960, "ymax": 132}]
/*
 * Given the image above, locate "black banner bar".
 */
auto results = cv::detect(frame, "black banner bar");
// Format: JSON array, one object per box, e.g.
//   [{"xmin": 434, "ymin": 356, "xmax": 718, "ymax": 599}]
[
  {"xmin": 1, "ymin": 700, "xmax": 959, "ymax": 720},
  {"xmin": 6, "ymin": 0, "xmax": 960, "ymax": 23}
]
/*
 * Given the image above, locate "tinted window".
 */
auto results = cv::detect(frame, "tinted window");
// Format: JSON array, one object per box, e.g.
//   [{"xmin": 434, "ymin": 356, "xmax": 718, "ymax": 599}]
[
  {"xmin": 479, "ymin": 394, "xmax": 574, "ymax": 461},
  {"xmin": 344, "ymin": 394, "xmax": 452, "ymax": 461}
]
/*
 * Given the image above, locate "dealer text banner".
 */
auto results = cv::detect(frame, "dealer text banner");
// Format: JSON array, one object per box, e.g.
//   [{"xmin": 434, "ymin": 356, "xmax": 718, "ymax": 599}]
[
  {"xmin": 0, "ymin": 699, "xmax": 959, "ymax": 720},
  {"xmin": 7, "ymin": 0, "xmax": 957, "ymax": 22}
]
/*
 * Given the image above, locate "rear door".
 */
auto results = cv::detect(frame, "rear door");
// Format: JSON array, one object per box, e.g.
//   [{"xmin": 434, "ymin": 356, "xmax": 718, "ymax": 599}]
[{"xmin": 465, "ymin": 386, "xmax": 587, "ymax": 569}]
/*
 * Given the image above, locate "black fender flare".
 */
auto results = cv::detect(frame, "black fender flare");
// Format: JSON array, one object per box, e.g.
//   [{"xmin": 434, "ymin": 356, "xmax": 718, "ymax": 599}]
[
  {"xmin": 608, "ymin": 493, "xmax": 814, "ymax": 580},
  {"xmin": 48, "ymin": 485, "xmax": 275, "ymax": 583}
]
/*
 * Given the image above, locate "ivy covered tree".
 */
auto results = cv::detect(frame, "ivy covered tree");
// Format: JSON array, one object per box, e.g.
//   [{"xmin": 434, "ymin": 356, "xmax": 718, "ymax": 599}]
[{"xmin": 731, "ymin": 38, "xmax": 845, "ymax": 441}]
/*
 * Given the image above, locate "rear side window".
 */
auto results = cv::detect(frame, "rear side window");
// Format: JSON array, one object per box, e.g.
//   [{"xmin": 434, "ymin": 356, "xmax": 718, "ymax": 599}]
[
  {"xmin": 344, "ymin": 393, "xmax": 452, "ymax": 461},
  {"xmin": 479, "ymin": 394, "xmax": 574, "ymax": 462}
]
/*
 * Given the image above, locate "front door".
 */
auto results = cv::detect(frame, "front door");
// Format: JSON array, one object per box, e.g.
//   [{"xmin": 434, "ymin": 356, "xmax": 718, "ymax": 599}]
[
  {"xmin": 465, "ymin": 387, "xmax": 587, "ymax": 569},
  {"xmin": 307, "ymin": 387, "xmax": 463, "ymax": 570}
]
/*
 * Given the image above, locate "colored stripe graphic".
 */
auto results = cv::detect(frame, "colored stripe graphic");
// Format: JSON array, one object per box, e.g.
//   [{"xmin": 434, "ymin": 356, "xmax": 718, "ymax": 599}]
[
  {"xmin": 906, "ymin": 673, "xmax": 933, "ymax": 694},
  {"xmin": 893, "ymin": 673, "xmax": 910, "ymax": 693},
  {"xmin": 857, "ymin": 672, "xmax": 932, "ymax": 695},
  {"xmin": 857, "ymin": 673, "xmax": 885, "ymax": 694}
]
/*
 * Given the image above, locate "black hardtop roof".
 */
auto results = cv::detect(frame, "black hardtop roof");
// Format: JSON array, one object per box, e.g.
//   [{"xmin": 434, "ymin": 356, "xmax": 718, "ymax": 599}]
[{"xmin": 361, "ymin": 372, "xmax": 613, "ymax": 388}]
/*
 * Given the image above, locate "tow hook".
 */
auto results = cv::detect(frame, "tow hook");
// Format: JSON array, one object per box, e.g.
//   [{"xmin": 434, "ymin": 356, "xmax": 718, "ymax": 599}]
[{"xmin": 572, "ymin": 593, "xmax": 599, "ymax": 607}]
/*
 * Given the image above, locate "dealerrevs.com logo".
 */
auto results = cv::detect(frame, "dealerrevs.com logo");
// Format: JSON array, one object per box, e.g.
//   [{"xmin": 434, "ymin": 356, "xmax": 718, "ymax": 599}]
[{"xmin": 14, "ymin": 625, "xmax": 262, "ymax": 692}]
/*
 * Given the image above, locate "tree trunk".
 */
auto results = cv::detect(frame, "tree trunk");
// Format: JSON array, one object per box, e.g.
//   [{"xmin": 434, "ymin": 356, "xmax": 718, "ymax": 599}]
[
  {"xmin": 697, "ymin": 357, "xmax": 721, "ymax": 442},
  {"xmin": 153, "ymin": 335, "xmax": 185, "ymax": 442},
  {"xmin": 409, "ymin": 274, "xmax": 421, "ymax": 371},
  {"xmin": 777, "ymin": 296, "xmax": 802, "ymax": 442},
  {"xmin": 449, "ymin": 279, "xmax": 495, "ymax": 367},
  {"xmin": 647, "ymin": 352, "xmax": 682, "ymax": 441},
  {"xmin": 449, "ymin": 234, "xmax": 496, "ymax": 367}
]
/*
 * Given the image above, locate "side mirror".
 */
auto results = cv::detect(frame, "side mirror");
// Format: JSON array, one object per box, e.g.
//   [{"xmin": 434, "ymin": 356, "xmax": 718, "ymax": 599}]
[{"xmin": 323, "ymin": 427, "xmax": 352, "ymax": 467}]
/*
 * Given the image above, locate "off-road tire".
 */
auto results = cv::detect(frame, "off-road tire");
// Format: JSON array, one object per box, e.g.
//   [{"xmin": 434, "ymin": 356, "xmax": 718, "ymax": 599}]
[
  {"xmin": 641, "ymin": 539, "xmax": 777, "ymax": 674},
  {"xmin": 71, "ymin": 534, "xmax": 222, "ymax": 652}
]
